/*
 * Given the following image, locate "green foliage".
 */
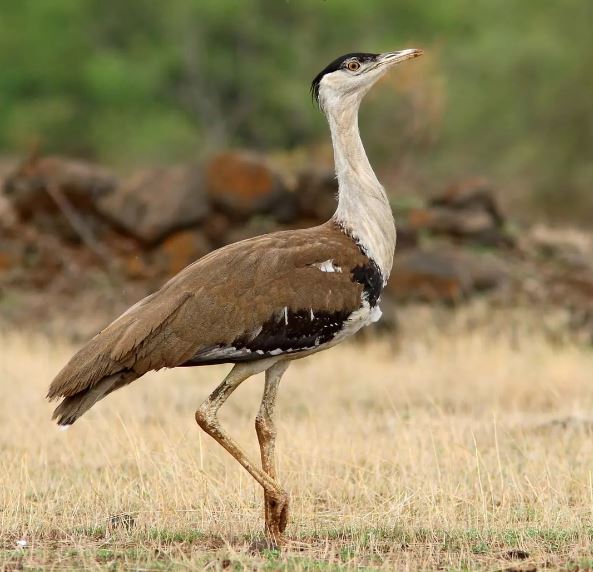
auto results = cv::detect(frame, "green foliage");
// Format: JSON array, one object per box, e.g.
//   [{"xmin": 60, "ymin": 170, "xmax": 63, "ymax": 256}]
[{"xmin": 0, "ymin": 0, "xmax": 591, "ymax": 221}]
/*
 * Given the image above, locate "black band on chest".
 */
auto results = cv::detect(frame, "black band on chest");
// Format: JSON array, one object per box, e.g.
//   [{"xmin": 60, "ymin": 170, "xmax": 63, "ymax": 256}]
[{"xmin": 350, "ymin": 259, "xmax": 383, "ymax": 307}]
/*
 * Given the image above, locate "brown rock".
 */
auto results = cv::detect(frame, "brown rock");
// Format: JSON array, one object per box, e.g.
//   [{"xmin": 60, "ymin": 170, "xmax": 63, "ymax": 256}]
[
  {"xmin": 409, "ymin": 206, "xmax": 495, "ymax": 237},
  {"xmin": 392, "ymin": 223, "xmax": 418, "ymax": 250},
  {"xmin": 122, "ymin": 253, "xmax": 153, "ymax": 280},
  {"xmin": 204, "ymin": 151, "xmax": 291, "ymax": 219},
  {"xmin": 201, "ymin": 211, "xmax": 232, "ymax": 247},
  {"xmin": 0, "ymin": 193, "xmax": 18, "ymax": 231},
  {"xmin": 0, "ymin": 230, "xmax": 66, "ymax": 288},
  {"xmin": 0, "ymin": 237, "xmax": 24, "ymax": 273},
  {"xmin": 153, "ymin": 229, "xmax": 212, "ymax": 277},
  {"xmin": 102, "ymin": 230, "xmax": 142, "ymax": 257},
  {"xmin": 4, "ymin": 155, "xmax": 116, "ymax": 218},
  {"xmin": 405, "ymin": 178, "xmax": 512, "ymax": 247},
  {"xmin": 432, "ymin": 177, "xmax": 504, "ymax": 224},
  {"xmin": 526, "ymin": 225, "xmax": 593, "ymax": 270},
  {"xmin": 3, "ymin": 155, "xmax": 117, "ymax": 244},
  {"xmin": 223, "ymin": 217, "xmax": 279, "ymax": 246},
  {"xmin": 0, "ymin": 157, "xmax": 20, "ymax": 231},
  {"xmin": 388, "ymin": 247, "xmax": 507, "ymax": 303},
  {"xmin": 98, "ymin": 165, "xmax": 209, "ymax": 244},
  {"xmin": 295, "ymin": 170, "xmax": 338, "ymax": 222}
]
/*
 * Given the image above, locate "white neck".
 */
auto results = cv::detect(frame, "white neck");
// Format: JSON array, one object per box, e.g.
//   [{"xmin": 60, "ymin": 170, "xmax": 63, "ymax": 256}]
[{"xmin": 326, "ymin": 96, "xmax": 396, "ymax": 282}]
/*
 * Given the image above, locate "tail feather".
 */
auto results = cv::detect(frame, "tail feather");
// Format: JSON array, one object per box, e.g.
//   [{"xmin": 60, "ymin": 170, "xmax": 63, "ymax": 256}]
[
  {"xmin": 51, "ymin": 370, "xmax": 138, "ymax": 426},
  {"xmin": 47, "ymin": 283, "xmax": 195, "ymax": 426}
]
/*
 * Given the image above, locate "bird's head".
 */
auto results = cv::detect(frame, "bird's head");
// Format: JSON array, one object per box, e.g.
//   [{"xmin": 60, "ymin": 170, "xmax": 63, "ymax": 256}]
[{"xmin": 311, "ymin": 49, "xmax": 423, "ymax": 113}]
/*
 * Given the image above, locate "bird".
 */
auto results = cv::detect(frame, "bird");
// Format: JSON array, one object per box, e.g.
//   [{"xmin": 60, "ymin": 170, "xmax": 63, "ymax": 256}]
[{"xmin": 47, "ymin": 48, "xmax": 423, "ymax": 545}]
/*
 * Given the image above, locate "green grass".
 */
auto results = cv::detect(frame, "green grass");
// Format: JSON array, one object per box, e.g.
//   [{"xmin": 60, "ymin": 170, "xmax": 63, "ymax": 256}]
[{"xmin": 1, "ymin": 526, "xmax": 592, "ymax": 570}]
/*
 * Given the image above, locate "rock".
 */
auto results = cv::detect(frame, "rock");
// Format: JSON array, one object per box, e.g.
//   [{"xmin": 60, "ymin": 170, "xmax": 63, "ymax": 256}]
[
  {"xmin": 387, "ymin": 247, "xmax": 508, "ymax": 303},
  {"xmin": 4, "ymin": 155, "xmax": 116, "ymax": 218},
  {"xmin": 0, "ymin": 193, "xmax": 18, "ymax": 231},
  {"xmin": 0, "ymin": 237, "xmax": 25, "ymax": 273},
  {"xmin": 205, "ymin": 151, "xmax": 291, "ymax": 219},
  {"xmin": 201, "ymin": 212, "xmax": 233, "ymax": 247},
  {"xmin": 223, "ymin": 217, "xmax": 280, "ymax": 246},
  {"xmin": 392, "ymin": 222, "xmax": 418, "ymax": 250},
  {"xmin": 389, "ymin": 249, "xmax": 470, "ymax": 302},
  {"xmin": 0, "ymin": 229, "xmax": 66, "ymax": 288},
  {"xmin": 0, "ymin": 157, "xmax": 19, "ymax": 230},
  {"xmin": 406, "ymin": 178, "xmax": 512, "ymax": 247},
  {"xmin": 98, "ymin": 165, "xmax": 209, "ymax": 244},
  {"xmin": 152, "ymin": 229, "xmax": 212, "ymax": 277},
  {"xmin": 431, "ymin": 177, "xmax": 504, "ymax": 224},
  {"xmin": 102, "ymin": 230, "xmax": 142, "ymax": 257},
  {"xmin": 273, "ymin": 192, "xmax": 300, "ymax": 224},
  {"xmin": 408, "ymin": 206, "xmax": 498, "ymax": 240},
  {"xmin": 526, "ymin": 225, "xmax": 593, "ymax": 271},
  {"xmin": 3, "ymin": 155, "xmax": 117, "ymax": 244},
  {"xmin": 121, "ymin": 253, "xmax": 153, "ymax": 280},
  {"xmin": 295, "ymin": 170, "xmax": 338, "ymax": 222}
]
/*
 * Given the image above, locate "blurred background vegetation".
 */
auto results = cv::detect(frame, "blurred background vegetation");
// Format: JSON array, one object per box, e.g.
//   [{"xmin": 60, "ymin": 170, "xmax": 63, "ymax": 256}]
[{"xmin": 1, "ymin": 0, "xmax": 592, "ymax": 224}]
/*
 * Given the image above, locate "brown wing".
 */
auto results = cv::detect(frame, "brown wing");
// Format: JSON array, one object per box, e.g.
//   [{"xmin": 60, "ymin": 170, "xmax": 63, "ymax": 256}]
[{"xmin": 47, "ymin": 222, "xmax": 376, "ymax": 400}]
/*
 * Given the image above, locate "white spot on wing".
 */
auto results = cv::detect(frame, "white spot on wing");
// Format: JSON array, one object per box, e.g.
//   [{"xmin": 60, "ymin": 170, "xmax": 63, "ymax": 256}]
[
  {"xmin": 310, "ymin": 308, "xmax": 314, "ymax": 320},
  {"xmin": 312, "ymin": 260, "xmax": 342, "ymax": 273},
  {"xmin": 284, "ymin": 306, "xmax": 288, "ymax": 325}
]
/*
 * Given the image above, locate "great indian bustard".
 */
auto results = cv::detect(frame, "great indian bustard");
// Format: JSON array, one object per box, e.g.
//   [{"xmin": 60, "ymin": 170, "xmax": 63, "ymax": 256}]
[{"xmin": 47, "ymin": 49, "xmax": 423, "ymax": 544}]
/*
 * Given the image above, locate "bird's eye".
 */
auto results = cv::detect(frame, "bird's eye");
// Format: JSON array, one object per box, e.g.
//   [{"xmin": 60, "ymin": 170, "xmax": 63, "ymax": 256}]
[{"xmin": 346, "ymin": 60, "xmax": 361, "ymax": 72}]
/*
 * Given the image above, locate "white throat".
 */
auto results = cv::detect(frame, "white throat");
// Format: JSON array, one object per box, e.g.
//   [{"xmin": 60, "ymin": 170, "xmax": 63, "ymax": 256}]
[{"xmin": 325, "ymin": 94, "xmax": 396, "ymax": 282}]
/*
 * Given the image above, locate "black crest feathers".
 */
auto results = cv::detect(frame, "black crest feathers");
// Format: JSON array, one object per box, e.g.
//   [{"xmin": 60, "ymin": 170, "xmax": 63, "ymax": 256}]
[{"xmin": 310, "ymin": 52, "xmax": 379, "ymax": 103}]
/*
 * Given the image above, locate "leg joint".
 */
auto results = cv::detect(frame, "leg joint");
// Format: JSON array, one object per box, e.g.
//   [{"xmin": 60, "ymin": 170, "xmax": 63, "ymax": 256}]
[
  {"xmin": 255, "ymin": 413, "xmax": 276, "ymax": 440},
  {"xmin": 195, "ymin": 403, "xmax": 217, "ymax": 431}
]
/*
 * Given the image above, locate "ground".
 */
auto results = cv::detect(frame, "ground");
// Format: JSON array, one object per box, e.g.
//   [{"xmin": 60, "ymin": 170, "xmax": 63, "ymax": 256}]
[{"xmin": 1, "ymin": 306, "xmax": 593, "ymax": 571}]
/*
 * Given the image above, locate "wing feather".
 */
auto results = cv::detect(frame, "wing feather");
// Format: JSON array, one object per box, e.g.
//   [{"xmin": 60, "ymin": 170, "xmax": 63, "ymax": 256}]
[{"xmin": 48, "ymin": 222, "xmax": 374, "ymax": 399}]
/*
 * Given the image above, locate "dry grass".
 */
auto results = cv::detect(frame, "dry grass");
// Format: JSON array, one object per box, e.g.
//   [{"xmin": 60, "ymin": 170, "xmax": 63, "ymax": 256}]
[{"xmin": 1, "ymin": 310, "xmax": 593, "ymax": 570}]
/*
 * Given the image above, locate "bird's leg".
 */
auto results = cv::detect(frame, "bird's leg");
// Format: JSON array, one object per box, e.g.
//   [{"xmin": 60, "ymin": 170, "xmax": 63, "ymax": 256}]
[
  {"xmin": 194, "ymin": 360, "xmax": 290, "ymax": 543},
  {"xmin": 255, "ymin": 361, "xmax": 290, "ymax": 539}
]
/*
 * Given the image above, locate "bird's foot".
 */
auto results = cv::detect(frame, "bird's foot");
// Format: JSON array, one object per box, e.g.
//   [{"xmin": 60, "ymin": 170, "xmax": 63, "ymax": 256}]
[
  {"xmin": 266, "ymin": 490, "xmax": 289, "ymax": 529},
  {"xmin": 248, "ymin": 535, "xmax": 279, "ymax": 554},
  {"xmin": 248, "ymin": 533, "xmax": 310, "ymax": 554},
  {"xmin": 248, "ymin": 490, "xmax": 297, "ymax": 553}
]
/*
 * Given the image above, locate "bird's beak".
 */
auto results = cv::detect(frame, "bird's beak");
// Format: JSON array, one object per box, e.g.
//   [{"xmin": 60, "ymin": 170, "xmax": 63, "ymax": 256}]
[{"xmin": 377, "ymin": 49, "xmax": 423, "ymax": 69}]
